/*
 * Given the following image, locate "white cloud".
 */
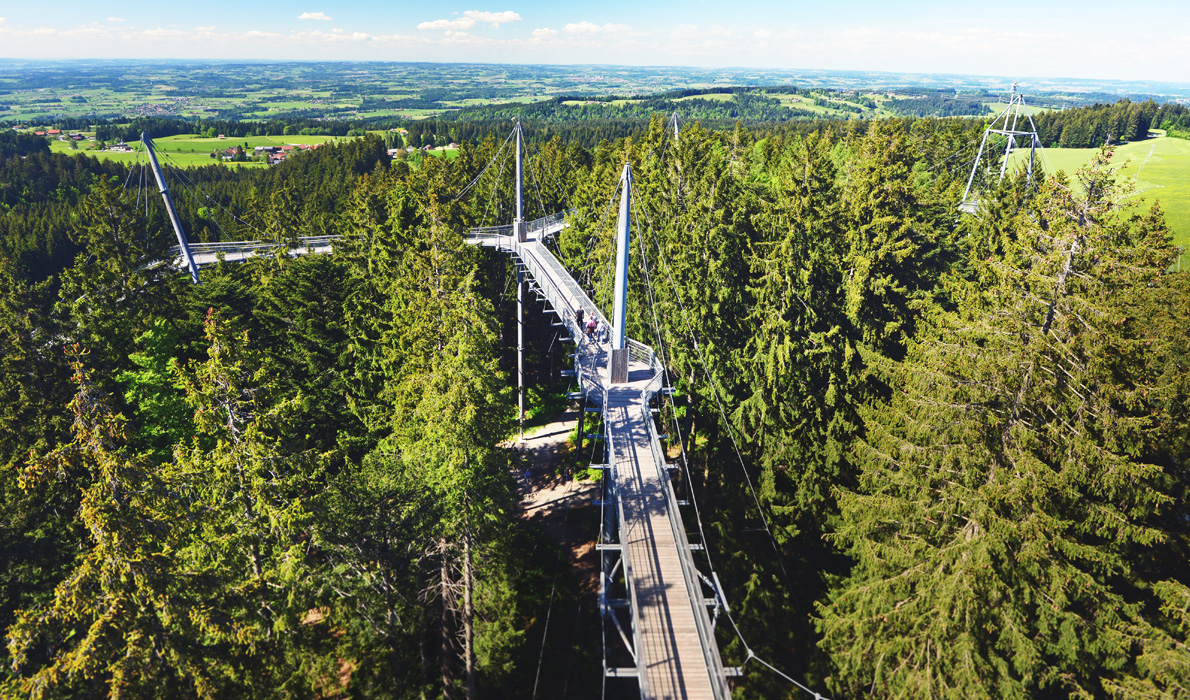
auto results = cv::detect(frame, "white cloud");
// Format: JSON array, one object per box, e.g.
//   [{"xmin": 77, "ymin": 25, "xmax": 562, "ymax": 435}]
[
  {"xmin": 419, "ymin": 10, "xmax": 521, "ymax": 31},
  {"xmin": 297, "ymin": 12, "xmax": 333, "ymax": 21},
  {"xmin": 141, "ymin": 27, "xmax": 191, "ymax": 40},
  {"xmin": 441, "ymin": 30, "xmax": 486, "ymax": 44},
  {"xmin": 370, "ymin": 33, "xmax": 431, "ymax": 44},
  {"xmin": 196, "ymin": 25, "xmax": 215, "ymax": 31},
  {"xmin": 107, "ymin": 17, "xmax": 126, "ymax": 22},
  {"xmin": 563, "ymin": 21, "xmax": 631, "ymax": 35},
  {"xmin": 754, "ymin": 29, "xmax": 773, "ymax": 39},
  {"xmin": 418, "ymin": 17, "xmax": 471, "ymax": 30},
  {"xmin": 465, "ymin": 10, "xmax": 520, "ymax": 26},
  {"xmin": 532, "ymin": 27, "xmax": 557, "ymax": 38}
]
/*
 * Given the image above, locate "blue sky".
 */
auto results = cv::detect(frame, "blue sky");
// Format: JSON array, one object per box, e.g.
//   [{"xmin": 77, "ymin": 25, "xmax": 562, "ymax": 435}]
[{"xmin": 0, "ymin": 0, "xmax": 1185, "ymax": 83}]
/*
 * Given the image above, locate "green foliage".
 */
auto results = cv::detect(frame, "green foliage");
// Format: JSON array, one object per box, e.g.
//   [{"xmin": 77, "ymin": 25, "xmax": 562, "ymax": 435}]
[
  {"xmin": 117, "ymin": 319, "xmax": 192, "ymax": 462},
  {"xmin": 817, "ymin": 151, "xmax": 1190, "ymax": 698},
  {"xmin": 6, "ymin": 348, "xmax": 206, "ymax": 698},
  {"xmin": 2, "ymin": 105, "xmax": 1187, "ymax": 700}
]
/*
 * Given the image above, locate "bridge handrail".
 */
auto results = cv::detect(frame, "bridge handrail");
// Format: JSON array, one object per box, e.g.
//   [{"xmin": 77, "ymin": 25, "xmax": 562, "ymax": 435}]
[
  {"xmin": 641, "ymin": 398, "xmax": 732, "ymax": 699},
  {"xmin": 170, "ymin": 235, "xmax": 337, "ymax": 256},
  {"xmin": 604, "ymin": 398, "xmax": 650, "ymax": 694},
  {"xmin": 481, "ymin": 223, "xmax": 728, "ymax": 697},
  {"xmin": 526, "ymin": 209, "xmax": 574, "ymax": 233},
  {"xmin": 519, "ymin": 238, "xmax": 612, "ymax": 335},
  {"xmin": 469, "ymin": 225, "xmax": 513, "ymax": 238}
]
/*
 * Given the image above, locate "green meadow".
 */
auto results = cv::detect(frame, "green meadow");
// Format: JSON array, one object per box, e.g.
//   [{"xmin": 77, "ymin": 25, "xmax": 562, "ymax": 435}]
[
  {"xmin": 47, "ymin": 133, "xmax": 358, "ymax": 169},
  {"xmin": 1009, "ymin": 133, "xmax": 1190, "ymax": 268}
]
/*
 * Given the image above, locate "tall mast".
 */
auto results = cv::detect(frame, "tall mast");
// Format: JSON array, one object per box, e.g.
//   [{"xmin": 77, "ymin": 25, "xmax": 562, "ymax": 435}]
[
  {"xmin": 142, "ymin": 132, "xmax": 200, "ymax": 284},
  {"xmin": 611, "ymin": 162, "xmax": 632, "ymax": 352},
  {"xmin": 959, "ymin": 82, "xmax": 1042, "ymax": 214},
  {"xmin": 515, "ymin": 121, "xmax": 526, "ymax": 242},
  {"xmin": 515, "ymin": 120, "xmax": 525, "ymax": 438},
  {"xmin": 608, "ymin": 162, "xmax": 632, "ymax": 384}
]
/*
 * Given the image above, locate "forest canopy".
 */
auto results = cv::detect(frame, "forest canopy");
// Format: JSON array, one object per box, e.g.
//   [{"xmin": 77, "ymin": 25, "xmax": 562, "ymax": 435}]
[{"xmin": 1, "ymin": 111, "xmax": 1187, "ymax": 699}]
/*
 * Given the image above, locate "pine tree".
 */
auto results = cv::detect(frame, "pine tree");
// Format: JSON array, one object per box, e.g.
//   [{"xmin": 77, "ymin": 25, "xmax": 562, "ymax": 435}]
[
  {"xmin": 55, "ymin": 177, "xmax": 184, "ymax": 377},
  {"xmin": 817, "ymin": 152, "xmax": 1190, "ymax": 698},
  {"xmin": 739, "ymin": 131, "xmax": 854, "ymax": 533},
  {"xmin": 4, "ymin": 348, "xmax": 206, "ymax": 699},
  {"xmin": 169, "ymin": 309, "xmax": 340, "ymax": 696}
]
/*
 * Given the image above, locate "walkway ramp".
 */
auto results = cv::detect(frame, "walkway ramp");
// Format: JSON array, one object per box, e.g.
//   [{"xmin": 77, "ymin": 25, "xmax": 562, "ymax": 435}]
[
  {"xmin": 166, "ymin": 211, "xmax": 568, "ymax": 270},
  {"xmin": 167, "ymin": 236, "xmax": 337, "ymax": 268},
  {"xmin": 468, "ymin": 222, "xmax": 731, "ymax": 700}
]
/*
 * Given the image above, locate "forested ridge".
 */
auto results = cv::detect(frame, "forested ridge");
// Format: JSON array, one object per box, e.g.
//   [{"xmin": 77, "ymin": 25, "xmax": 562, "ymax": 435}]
[{"xmin": 1, "ymin": 112, "xmax": 1187, "ymax": 699}]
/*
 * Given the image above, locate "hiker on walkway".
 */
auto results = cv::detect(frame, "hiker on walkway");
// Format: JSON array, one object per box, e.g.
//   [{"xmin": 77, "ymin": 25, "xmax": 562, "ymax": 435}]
[
  {"xmin": 586, "ymin": 317, "xmax": 597, "ymax": 340},
  {"xmin": 595, "ymin": 320, "xmax": 606, "ymax": 344},
  {"xmin": 575, "ymin": 307, "xmax": 585, "ymax": 338}
]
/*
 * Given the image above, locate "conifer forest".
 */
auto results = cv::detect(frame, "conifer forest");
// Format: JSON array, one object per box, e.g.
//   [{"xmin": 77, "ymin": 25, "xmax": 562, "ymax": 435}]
[{"xmin": 1, "ymin": 109, "xmax": 1188, "ymax": 700}]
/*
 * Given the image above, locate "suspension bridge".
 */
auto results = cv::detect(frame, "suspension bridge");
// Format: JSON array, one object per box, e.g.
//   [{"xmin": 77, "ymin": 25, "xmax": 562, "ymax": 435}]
[
  {"xmin": 466, "ymin": 123, "xmax": 733, "ymax": 698},
  {"xmin": 143, "ymin": 121, "xmax": 739, "ymax": 698},
  {"xmin": 144, "ymin": 97, "xmax": 1050, "ymax": 697}
]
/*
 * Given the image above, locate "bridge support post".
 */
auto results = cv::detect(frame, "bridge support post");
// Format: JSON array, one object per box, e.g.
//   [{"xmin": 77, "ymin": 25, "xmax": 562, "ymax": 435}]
[
  {"xmin": 609, "ymin": 162, "xmax": 632, "ymax": 385},
  {"xmin": 577, "ymin": 394, "xmax": 585, "ymax": 472},
  {"xmin": 515, "ymin": 121, "xmax": 527, "ymax": 242},
  {"xmin": 609, "ymin": 349, "xmax": 628, "ymax": 384},
  {"xmin": 142, "ymin": 132, "xmax": 200, "ymax": 284},
  {"xmin": 602, "ymin": 460, "xmax": 618, "ymax": 574},
  {"xmin": 517, "ymin": 267, "xmax": 525, "ymax": 442}
]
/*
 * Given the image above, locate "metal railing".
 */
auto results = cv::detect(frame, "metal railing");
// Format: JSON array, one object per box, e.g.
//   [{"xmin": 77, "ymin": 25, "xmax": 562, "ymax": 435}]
[
  {"xmin": 527, "ymin": 209, "xmax": 574, "ymax": 235},
  {"xmin": 641, "ymin": 398, "xmax": 732, "ymax": 700},
  {"xmin": 601, "ymin": 399, "xmax": 650, "ymax": 693},
  {"xmin": 169, "ymin": 235, "xmax": 337, "ymax": 265},
  {"xmin": 466, "ymin": 210, "xmax": 573, "ymax": 241},
  {"xmin": 481, "ymin": 219, "xmax": 728, "ymax": 698},
  {"xmin": 468, "ymin": 225, "xmax": 513, "ymax": 238}
]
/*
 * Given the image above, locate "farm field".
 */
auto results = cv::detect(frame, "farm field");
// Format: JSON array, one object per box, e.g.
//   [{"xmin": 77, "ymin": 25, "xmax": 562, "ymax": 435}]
[
  {"xmin": 46, "ymin": 133, "xmax": 359, "ymax": 169},
  {"xmin": 673, "ymin": 93, "xmax": 734, "ymax": 102},
  {"xmin": 4, "ymin": 61, "xmax": 1169, "ymax": 125},
  {"xmin": 1008, "ymin": 134, "xmax": 1190, "ymax": 268},
  {"xmin": 984, "ymin": 101, "xmax": 1052, "ymax": 117}
]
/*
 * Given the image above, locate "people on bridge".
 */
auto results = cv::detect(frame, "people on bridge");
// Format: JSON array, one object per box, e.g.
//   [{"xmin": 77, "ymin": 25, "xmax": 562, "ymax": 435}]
[
  {"xmin": 586, "ymin": 318, "xmax": 597, "ymax": 340},
  {"xmin": 575, "ymin": 307, "xmax": 585, "ymax": 335},
  {"xmin": 595, "ymin": 320, "xmax": 606, "ymax": 344}
]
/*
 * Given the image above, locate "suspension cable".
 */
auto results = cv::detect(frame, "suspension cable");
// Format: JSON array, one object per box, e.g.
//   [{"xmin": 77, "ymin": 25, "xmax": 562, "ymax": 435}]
[
  {"xmin": 451, "ymin": 127, "xmax": 515, "ymax": 203},
  {"xmin": 628, "ymin": 175, "xmax": 831, "ymax": 699},
  {"xmin": 159, "ymin": 151, "xmax": 265, "ymax": 239}
]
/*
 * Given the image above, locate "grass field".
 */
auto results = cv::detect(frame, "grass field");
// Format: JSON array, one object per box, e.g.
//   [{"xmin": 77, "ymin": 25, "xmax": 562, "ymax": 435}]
[
  {"xmin": 1008, "ymin": 133, "xmax": 1190, "ymax": 268},
  {"xmin": 984, "ymin": 101, "xmax": 1051, "ymax": 117},
  {"xmin": 768, "ymin": 91, "xmax": 891, "ymax": 118},
  {"xmin": 47, "ymin": 133, "xmax": 358, "ymax": 169},
  {"xmin": 674, "ymin": 93, "xmax": 734, "ymax": 102}
]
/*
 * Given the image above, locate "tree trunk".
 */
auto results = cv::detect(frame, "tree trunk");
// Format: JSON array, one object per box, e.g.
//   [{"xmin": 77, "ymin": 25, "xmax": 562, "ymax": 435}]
[
  {"xmin": 463, "ymin": 528, "xmax": 476, "ymax": 700},
  {"xmin": 417, "ymin": 567, "xmax": 429, "ymax": 700},
  {"xmin": 441, "ymin": 549, "xmax": 454, "ymax": 700}
]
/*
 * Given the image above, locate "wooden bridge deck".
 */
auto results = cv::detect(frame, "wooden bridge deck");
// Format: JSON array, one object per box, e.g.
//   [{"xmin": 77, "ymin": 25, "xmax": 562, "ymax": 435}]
[{"xmin": 470, "ymin": 226, "xmax": 729, "ymax": 700}]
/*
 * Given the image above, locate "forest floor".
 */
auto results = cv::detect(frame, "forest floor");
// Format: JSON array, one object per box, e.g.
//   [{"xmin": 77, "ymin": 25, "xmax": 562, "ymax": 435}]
[{"xmin": 503, "ymin": 405, "xmax": 616, "ymax": 699}]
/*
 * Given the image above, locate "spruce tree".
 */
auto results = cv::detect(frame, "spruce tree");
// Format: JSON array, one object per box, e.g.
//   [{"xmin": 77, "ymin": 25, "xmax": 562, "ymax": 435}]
[{"xmin": 817, "ymin": 152, "xmax": 1190, "ymax": 698}]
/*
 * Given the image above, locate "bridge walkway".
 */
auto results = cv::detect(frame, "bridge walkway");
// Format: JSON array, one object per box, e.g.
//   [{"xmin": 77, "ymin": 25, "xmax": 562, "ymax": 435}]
[{"xmin": 469, "ymin": 225, "xmax": 730, "ymax": 700}]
